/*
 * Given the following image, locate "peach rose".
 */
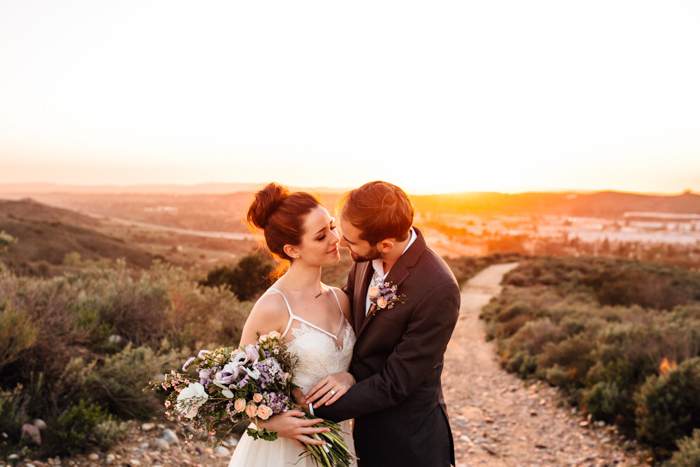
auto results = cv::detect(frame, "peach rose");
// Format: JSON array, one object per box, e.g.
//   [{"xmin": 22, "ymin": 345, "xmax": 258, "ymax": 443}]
[
  {"xmin": 368, "ymin": 286, "xmax": 380, "ymax": 299},
  {"xmin": 256, "ymin": 405, "xmax": 273, "ymax": 420},
  {"xmin": 253, "ymin": 393, "xmax": 263, "ymax": 403},
  {"xmin": 377, "ymin": 297, "xmax": 388, "ymax": 309},
  {"xmin": 268, "ymin": 331, "xmax": 281, "ymax": 339},
  {"xmin": 245, "ymin": 403, "xmax": 258, "ymax": 418},
  {"xmin": 234, "ymin": 398, "xmax": 246, "ymax": 413},
  {"xmin": 258, "ymin": 334, "xmax": 268, "ymax": 343}
]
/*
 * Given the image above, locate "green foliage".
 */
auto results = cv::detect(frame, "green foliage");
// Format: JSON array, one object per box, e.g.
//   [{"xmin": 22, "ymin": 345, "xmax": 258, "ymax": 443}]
[
  {"xmin": 92, "ymin": 419, "xmax": 132, "ymax": 451},
  {"xmin": 483, "ymin": 255, "xmax": 700, "ymax": 455},
  {"xmin": 635, "ymin": 357, "xmax": 700, "ymax": 451},
  {"xmin": 57, "ymin": 344, "xmax": 186, "ymax": 419},
  {"xmin": 0, "ymin": 230, "xmax": 16, "ymax": 254},
  {"xmin": 666, "ymin": 429, "xmax": 700, "ymax": 467},
  {"xmin": 200, "ymin": 252, "xmax": 274, "ymax": 301},
  {"xmin": 0, "ymin": 300, "xmax": 38, "ymax": 371},
  {"xmin": 45, "ymin": 399, "xmax": 109, "ymax": 456}
]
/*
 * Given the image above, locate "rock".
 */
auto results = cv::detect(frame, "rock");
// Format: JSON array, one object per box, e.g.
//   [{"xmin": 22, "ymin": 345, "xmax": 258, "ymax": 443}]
[
  {"xmin": 141, "ymin": 423, "xmax": 155, "ymax": 432},
  {"xmin": 105, "ymin": 454, "xmax": 116, "ymax": 463},
  {"xmin": 21, "ymin": 423, "xmax": 42, "ymax": 445},
  {"xmin": 88, "ymin": 454, "xmax": 100, "ymax": 461},
  {"xmin": 157, "ymin": 424, "xmax": 165, "ymax": 429},
  {"xmin": 33, "ymin": 419, "xmax": 47, "ymax": 430},
  {"xmin": 580, "ymin": 421, "xmax": 590, "ymax": 427},
  {"xmin": 108, "ymin": 335, "xmax": 122, "ymax": 344},
  {"xmin": 163, "ymin": 429, "xmax": 179, "ymax": 445},
  {"xmin": 215, "ymin": 446, "xmax": 230, "ymax": 457},
  {"xmin": 8, "ymin": 454, "xmax": 19, "ymax": 460},
  {"xmin": 155, "ymin": 439, "xmax": 170, "ymax": 452},
  {"xmin": 226, "ymin": 438, "xmax": 238, "ymax": 447}
]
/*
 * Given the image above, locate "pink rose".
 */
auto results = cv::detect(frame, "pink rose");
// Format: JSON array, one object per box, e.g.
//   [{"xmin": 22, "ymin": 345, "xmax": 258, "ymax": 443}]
[
  {"xmin": 253, "ymin": 393, "xmax": 263, "ymax": 403},
  {"xmin": 256, "ymin": 405, "xmax": 273, "ymax": 420},
  {"xmin": 368, "ymin": 286, "xmax": 379, "ymax": 299},
  {"xmin": 245, "ymin": 403, "xmax": 257, "ymax": 418},
  {"xmin": 258, "ymin": 334, "xmax": 268, "ymax": 343},
  {"xmin": 234, "ymin": 398, "xmax": 246, "ymax": 413},
  {"xmin": 377, "ymin": 297, "xmax": 388, "ymax": 309},
  {"xmin": 268, "ymin": 331, "xmax": 281, "ymax": 339}
]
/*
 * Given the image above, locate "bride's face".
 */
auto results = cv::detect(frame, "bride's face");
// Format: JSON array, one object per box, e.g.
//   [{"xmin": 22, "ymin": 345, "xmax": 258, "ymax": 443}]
[{"xmin": 287, "ymin": 205, "xmax": 340, "ymax": 267}]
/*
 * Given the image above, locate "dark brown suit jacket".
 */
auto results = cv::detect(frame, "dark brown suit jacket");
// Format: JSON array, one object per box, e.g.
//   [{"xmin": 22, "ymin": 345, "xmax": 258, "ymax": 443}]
[{"xmin": 315, "ymin": 228, "xmax": 461, "ymax": 467}]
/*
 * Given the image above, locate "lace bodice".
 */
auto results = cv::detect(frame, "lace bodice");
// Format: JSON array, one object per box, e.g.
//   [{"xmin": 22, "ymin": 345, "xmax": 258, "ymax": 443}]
[{"xmin": 267, "ymin": 287, "xmax": 356, "ymax": 394}]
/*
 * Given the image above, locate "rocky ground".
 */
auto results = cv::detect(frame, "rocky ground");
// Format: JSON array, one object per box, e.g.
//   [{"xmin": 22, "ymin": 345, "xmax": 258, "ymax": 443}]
[
  {"xmin": 441, "ymin": 263, "xmax": 652, "ymax": 467},
  {"xmin": 5, "ymin": 263, "xmax": 655, "ymax": 467}
]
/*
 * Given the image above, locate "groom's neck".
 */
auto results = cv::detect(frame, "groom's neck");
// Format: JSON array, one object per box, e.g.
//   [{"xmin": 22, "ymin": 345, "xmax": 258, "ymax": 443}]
[{"xmin": 380, "ymin": 236, "xmax": 410, "ymax": 275}]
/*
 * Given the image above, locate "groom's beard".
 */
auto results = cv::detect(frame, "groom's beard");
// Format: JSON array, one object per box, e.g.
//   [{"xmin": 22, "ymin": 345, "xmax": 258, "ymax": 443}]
[{"xmin": 349, "ymin": 245, "xmax": 381, "ymax": 263}]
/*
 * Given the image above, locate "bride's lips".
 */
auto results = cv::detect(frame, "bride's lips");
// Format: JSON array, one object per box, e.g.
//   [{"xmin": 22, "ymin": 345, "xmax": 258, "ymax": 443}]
[{"xmin": 327, "ymin": 247, "xmax": 338, "ymax": 254}]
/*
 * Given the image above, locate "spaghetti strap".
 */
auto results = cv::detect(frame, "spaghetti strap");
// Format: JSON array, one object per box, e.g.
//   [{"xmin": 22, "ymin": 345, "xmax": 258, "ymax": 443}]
[
  {"xmin": 268, "ymin": 288, "xmax": 295, "ymax": 338},
  {"xmin": 328, "ymin": 287, "xmax": 345, "ymax": 336}
]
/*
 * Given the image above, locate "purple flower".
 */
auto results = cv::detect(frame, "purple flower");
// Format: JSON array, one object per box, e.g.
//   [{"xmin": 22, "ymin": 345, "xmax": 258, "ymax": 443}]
[
  {"xmin": 214, "ymin": 363, "xmax": 240, "ymax": 386},
  {"xmin": 244, "ymin": 344, "xmax": 260, "ymax": 363},
  {"xmin": 182, "ymin": 357, "xmax": 196, "ymax": 372},
  {"xmin": 198, "ymin": 350, "xmax": 211, "ymax": 359}
]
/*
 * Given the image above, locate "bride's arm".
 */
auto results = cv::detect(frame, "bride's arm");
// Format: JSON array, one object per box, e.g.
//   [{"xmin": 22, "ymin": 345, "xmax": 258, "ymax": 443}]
[{"xmin": 238, "ymin": 292, "xmax": 329, "ymax": 447}]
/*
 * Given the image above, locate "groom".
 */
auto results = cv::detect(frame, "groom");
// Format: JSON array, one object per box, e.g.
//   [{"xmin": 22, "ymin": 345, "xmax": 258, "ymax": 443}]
[{"xmin": 313, "ymin": 181, "xmax": 461, "ymax": 467}]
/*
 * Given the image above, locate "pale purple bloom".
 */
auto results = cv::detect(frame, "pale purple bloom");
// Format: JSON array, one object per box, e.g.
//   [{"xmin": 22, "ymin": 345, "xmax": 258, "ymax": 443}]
[{"xmin": 182, "ymin": 357, "xmax": 196, "ymax": 372}]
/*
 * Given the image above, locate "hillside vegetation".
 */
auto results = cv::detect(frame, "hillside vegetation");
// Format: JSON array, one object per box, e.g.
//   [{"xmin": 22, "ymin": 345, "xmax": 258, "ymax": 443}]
[{"xmin": 481, "ymin": 256, "xmax": 700, "ymax": 459}]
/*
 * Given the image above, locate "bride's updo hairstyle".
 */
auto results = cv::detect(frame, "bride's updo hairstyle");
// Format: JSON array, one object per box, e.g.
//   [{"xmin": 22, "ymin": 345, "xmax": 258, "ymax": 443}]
[{"xmin": 247, "ymin": 182, "xmax": 321, "ymax": 274}]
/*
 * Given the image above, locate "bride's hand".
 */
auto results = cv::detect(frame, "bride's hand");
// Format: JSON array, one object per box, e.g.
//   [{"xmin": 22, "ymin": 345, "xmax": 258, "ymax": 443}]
[
  {"xmin": 305, "ymin": 371, "xmax": 356, "ymax": 407},
  {"xmin": 255, "ymin": 410, "xmax": 329, "ymax": 450}
]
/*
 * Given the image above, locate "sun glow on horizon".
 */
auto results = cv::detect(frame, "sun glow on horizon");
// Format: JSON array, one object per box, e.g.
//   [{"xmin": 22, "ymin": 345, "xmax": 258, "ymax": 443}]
[{"xmin": 1, "ymin": 1, "xmax": 699, "ymax": 195}]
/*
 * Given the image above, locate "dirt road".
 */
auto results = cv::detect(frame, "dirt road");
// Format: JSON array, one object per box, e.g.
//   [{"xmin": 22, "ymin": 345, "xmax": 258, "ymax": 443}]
[{"xmin": 442, "ymin": 263, "xmax": 645, "ymax": 467}]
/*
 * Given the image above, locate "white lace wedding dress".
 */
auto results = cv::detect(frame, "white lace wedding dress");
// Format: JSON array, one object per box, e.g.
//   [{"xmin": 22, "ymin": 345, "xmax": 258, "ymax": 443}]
[{"xmin": 228, "ymin": 285, "xmax": 357, "ymax": 467}]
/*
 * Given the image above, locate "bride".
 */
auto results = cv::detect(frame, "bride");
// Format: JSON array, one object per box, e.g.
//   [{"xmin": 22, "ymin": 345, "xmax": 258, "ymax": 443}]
[{"xmin": 228, "ymin": 183, "xmax": 357, "ymax": 467}]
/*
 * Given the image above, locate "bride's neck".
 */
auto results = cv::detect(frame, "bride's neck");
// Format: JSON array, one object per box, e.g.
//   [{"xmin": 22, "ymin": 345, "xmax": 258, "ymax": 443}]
[{"xmin": 280, "ymin": 261, "xmax": 323, "ymax": 290}]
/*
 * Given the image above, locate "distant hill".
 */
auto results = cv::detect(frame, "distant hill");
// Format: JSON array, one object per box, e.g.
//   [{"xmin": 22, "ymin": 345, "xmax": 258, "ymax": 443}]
[
  {"xmin": 411, "ymin": 191, "xmax": 700, "ymax": 218},
  {"xmin": 0, "ymin": 199, "xmax": 153, "ymax": 268}
]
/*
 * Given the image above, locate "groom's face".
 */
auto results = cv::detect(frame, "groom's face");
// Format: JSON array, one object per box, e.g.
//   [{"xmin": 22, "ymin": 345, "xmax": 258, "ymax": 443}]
[{"xmin": 339, "ymin": 218, "xmax": 381, "ymax": 263}]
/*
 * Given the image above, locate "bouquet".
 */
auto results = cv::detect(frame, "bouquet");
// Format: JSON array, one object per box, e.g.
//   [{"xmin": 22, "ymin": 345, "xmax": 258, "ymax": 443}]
[{"xmin": 148, "ymin": 332, "xmax": 355, "ymax": 467}]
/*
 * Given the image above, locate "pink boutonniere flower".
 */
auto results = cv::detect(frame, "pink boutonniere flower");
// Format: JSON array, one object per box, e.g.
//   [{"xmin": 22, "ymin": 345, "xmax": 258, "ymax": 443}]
[{"xmin": 368, "ymin": 281, "xmax": 406, "ymax": 318}]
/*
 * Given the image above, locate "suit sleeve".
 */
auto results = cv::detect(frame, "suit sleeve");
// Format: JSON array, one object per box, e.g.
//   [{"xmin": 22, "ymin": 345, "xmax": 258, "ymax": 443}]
[{"xmin": 314, "ymin": 279, "xmax": 461, "ymax": 422}]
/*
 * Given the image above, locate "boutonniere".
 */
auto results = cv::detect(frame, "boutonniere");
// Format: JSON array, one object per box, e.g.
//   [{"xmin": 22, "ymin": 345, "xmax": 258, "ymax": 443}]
[{"xmin": 367, "ymin": 281, "xmax": 406, "ymax": 319}]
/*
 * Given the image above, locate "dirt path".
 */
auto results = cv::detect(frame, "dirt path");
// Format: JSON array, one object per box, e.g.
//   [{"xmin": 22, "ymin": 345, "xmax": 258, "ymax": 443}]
[{"xmin": 442, "ymin": 263, "xmax": 645, "ymax": 467}]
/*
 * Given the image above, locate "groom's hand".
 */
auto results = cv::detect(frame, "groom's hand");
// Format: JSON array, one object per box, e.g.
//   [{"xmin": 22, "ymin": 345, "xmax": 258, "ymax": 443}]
[{"xmin": 258, "ymin": 410, "xmax": 329, "ymax": 449}]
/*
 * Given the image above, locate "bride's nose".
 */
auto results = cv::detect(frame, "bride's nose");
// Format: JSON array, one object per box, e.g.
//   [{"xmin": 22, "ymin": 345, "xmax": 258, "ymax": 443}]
[{"xmin": 330, "ymin": 228, "xmax": 340, "ymax": 244}]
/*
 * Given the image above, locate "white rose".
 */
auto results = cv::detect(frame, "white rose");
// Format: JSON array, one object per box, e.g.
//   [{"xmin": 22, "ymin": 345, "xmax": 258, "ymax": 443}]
[{"xmin": 176, "ymin": 382, "xmax": 209, "ymax": 419}]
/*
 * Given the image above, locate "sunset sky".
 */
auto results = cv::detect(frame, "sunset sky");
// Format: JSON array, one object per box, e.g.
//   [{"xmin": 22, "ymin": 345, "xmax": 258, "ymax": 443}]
[{"xmin": 1, "ymin": 1, "xmax": 699, "ymax": 194}]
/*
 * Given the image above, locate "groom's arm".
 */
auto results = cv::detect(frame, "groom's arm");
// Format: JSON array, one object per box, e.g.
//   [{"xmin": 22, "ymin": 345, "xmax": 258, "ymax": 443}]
[{"xmin": 314, "ymin": 280, "xmax": 460, "ymax": 422}]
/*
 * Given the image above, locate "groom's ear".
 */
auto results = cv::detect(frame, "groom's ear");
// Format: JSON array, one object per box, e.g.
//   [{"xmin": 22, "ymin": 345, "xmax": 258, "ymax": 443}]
[
  {"xmin": 283, "ymin": 244, "xmax": 300, "ymax": 259},
  {"xmin": 376, "ymin": 240, "xmax": 395, "ymax": 253}
]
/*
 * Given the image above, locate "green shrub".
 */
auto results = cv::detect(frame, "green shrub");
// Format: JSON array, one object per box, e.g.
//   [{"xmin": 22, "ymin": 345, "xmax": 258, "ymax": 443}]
[
  {"xmin": 635, "ymin": 357, "xmax": 700, "ymax": 451},
  {"xmin": 0, "ymin": 300, "xmax": 38, "ymax": 371},
  {"xmin": 45, "ymin": 398, "xmax": 109, "ymax": 456},
  {"xmin": 666, "ymin": 429, "xmax": 700, "ymax": 467},
  {"xmin": 583, "ymin": 381, "xmax": 627, "ymax": 423},
  {"xmin": 93, "ymin": 419, "xmax": 131, "ymax": 451},
  {"xmin": 57, "ymin": 344, "xmax": 185, "ymax": 419},
  {"xmin": 199, "ymin": 252, "xmax": 274, "ymax": 301}
]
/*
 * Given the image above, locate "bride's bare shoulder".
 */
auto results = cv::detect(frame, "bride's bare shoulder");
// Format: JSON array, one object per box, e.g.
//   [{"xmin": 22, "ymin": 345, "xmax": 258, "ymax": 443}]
[{"xmin": 240, "ymin": 289, "xmax": 291, "ymax": 345}]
